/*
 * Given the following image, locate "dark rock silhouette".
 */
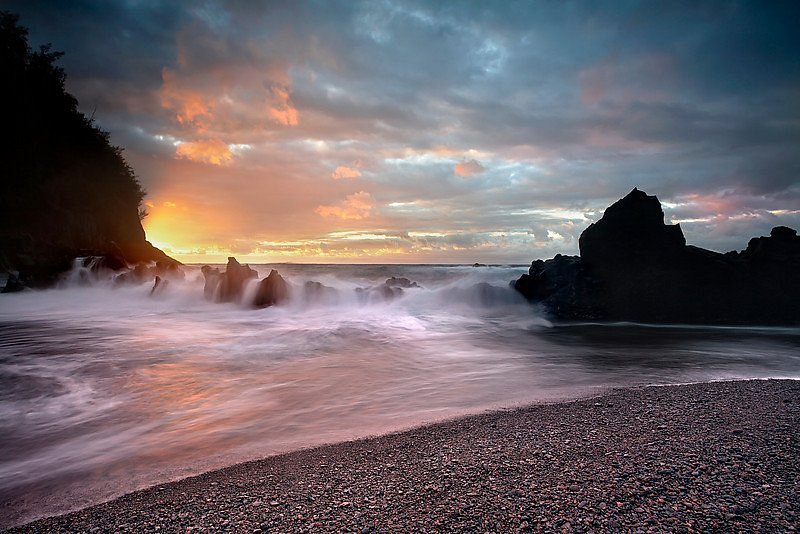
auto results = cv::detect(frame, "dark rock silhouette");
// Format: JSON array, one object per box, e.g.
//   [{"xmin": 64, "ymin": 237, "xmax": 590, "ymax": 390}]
[
  {"xmin": 514, "ymin": 188, "xmax": 800, "ymax": 325},
  {"xmin": 0, "ymin": 13, "xmax": 177, "ymax": 287},
  {"xmin": 253, "ymin": 269, "xmax": 290, "ymax": 308}
]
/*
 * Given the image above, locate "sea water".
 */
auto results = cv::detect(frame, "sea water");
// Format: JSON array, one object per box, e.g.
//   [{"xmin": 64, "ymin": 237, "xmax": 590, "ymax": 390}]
[{"xmin": 1, "ymin": 263, "xmax": 799, "ymax": 526}]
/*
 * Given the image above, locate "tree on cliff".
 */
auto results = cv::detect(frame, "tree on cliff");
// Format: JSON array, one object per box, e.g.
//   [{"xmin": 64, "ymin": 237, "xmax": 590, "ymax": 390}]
[{"xmin": 0, "ymin": 12, "xmax": 171, "ymax": 283}]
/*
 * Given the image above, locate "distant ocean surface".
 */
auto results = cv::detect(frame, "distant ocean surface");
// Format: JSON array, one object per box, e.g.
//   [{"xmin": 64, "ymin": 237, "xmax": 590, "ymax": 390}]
[{"xmin": 1, "ymin": 263, "xmax": 799, "ymax": 526}]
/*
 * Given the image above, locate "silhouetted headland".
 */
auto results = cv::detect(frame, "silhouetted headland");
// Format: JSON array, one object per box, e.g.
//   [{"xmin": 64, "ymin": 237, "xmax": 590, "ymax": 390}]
[
  {"xmin": 0, "ymin": 13, "xmax": 175, "ymax": 291},
  {"xmin": 514, "ymin": 188, "xmax": 800, "ymax": 325}
]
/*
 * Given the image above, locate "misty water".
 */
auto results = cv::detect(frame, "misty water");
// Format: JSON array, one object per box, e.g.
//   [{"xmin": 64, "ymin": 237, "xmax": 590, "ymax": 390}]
[{"xmin": 1, "ymin": 263, "xmax": 799, "ymax": 526}]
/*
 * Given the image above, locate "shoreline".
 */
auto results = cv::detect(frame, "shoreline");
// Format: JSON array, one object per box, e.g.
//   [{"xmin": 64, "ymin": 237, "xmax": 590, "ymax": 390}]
[{"xmin": 8, "ymin": 378, "xmax": 800, "ymax": 532}]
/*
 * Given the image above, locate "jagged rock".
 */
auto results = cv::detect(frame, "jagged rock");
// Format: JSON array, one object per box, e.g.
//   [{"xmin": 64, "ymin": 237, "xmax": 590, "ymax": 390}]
[
  {"xmin": 385, "ymin": 276, "xmax": 421, "ymax": 289},
  {"xmin": 514, "ymin": 188, "xmax": 800, "ymax": 325},
  {"xmin": 218, "ymin": 257, "xmax": 257, "ymax": 303},
  {"xmin": 253, "ymin": 269, "xmax": 290, "ymax": 308},
  {"xmin": 579, "ymin": 188, "xmax": 685, "ymax": 270},
  {"xmin": 201, "ymin": 266, "xmax": 222, "ymax": 300}
]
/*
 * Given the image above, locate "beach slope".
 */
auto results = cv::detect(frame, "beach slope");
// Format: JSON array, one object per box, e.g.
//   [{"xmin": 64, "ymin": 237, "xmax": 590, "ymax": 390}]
[{"xmin": 13, "ymin": 380, "xmax": 799, "ymax": 532}]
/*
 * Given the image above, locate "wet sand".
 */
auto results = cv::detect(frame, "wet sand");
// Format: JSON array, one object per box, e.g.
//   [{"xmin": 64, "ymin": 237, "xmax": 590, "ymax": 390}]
[{"xmin": 10, "ymin": 379, "xmax": 800, "ymax": 532}]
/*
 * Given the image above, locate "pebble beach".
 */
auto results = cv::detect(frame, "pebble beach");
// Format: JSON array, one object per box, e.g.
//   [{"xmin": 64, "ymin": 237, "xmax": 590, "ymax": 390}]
[{"xmin": 10, "ymin": 379, "xmax": 800, "ymax": 532}]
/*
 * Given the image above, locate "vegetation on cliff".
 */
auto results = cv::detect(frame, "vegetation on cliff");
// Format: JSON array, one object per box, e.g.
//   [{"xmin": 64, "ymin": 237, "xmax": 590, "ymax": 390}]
[{"xmin": 0, "ymin": 12, "xmax": 172, "ymax": 286}]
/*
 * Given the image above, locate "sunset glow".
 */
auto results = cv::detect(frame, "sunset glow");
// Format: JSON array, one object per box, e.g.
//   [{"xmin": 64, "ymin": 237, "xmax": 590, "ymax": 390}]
[{"xmin": 13, "ymin": 1, "xmax": 799, "ymax": 263}]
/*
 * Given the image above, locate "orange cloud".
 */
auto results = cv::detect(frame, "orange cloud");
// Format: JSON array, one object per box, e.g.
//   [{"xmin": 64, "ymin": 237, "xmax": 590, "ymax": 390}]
[
  {"xmin": 267, "ymin": 84, "xmax": 299, "ymax": 126},
  {"xmin": 160, "ymin": 68, "xmax": 214, "ymax": 130},
  {"xmin": 315, "ymin": 191, "xmax": 374, "ymax": 220},
  {"xmin": 175, "ymin": 139, "xmax": 233, "ymax": 165},
  {"xmin": 331, "ymin": 165, "xmax": 361, "ymax": 179},
  {"xmin": 454, "ymin": 159, "xmax": 485, "ymax": 177}
]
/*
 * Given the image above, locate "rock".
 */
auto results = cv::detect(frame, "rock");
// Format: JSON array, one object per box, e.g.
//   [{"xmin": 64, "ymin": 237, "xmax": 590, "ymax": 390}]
[
  {"xmin": 355, "ymin": 285, "xmax": 403, "ymax": 304},
  {"xmin": 219, "ymin": 258, "xmax": 258, "ymax": 303},
  {"xmin": 0, "ymin": 270, "xmax": 24, "ymax": 293},
  {"xmin": 514, "ymin": 188, "xmax": 800, "ymax": 325},
  {"xmin": 155, "ymin": 260, "xmax": 185, "ymax": 281},
  {"xmin": 114, "ymin": 262, "xmax": 156, "ymax": 286},
  {"xmin": 302, "ymin": 281, "xmax": 338, "ymax": 304},
  {"xmin": 201, "ymin": 266, "xmax": 222, "ymax": 301},
  {"xmin": 150, "ymin": 275, "xmax": 168, "ymax": 296},
  {"xmin": 472, "ymin": 263, "xmax": 486, "ymax": 267},
  {"xmin": 385, "ymin": 277, "xmax": 421, "ymax": 289},
  {"xmin": 578, "ymin": 188, "xmax": 685, "ymax": 269},
  {"xmin": 253, "ymin": 269, "xmax": 290, "ymax": 308}
]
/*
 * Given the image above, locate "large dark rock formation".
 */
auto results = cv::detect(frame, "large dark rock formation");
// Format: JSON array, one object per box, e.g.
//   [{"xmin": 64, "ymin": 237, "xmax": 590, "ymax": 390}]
[
  {"xmin": 0, "ymin": 13, "xmax": 176, "ymax": 288},
  {"xmin": 514, "ymin": 188, "xmax": 800, "ymax": 325}
]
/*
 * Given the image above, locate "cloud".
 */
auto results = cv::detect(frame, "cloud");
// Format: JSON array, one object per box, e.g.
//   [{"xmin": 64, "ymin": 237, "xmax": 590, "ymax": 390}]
[
  {"xmin": 160, "ymin": 68, "xmax": 214, "ymax": 130},
  {"xmin": 316, "ymin": 191, "xmax": 375, "ymax": 220},
  {"xmin": 331, "ymin": 165, "xmax": 362, "ymax": 179},
  {"xmin": 175, "ymin": 139, "xmax": 233, "ymax": 165},
  {"xmin": 9, "ymin": 0, "xmax": 799, "ymax": 262},
  {"xmin": 267, "ymin": 84, "xmax": 299, "ymax": 126},
  {"xmin": 454, "ymin": 159, "xmax": 485, "ymax": 177}
]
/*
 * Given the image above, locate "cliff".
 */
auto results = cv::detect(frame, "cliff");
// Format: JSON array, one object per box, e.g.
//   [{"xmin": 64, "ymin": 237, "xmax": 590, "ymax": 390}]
[{"xmin": 0, "ymin": 12, "xmax": 175, "ymax": 288}]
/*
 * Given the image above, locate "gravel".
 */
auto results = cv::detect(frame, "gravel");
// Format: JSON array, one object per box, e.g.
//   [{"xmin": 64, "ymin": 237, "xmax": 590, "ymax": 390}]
[{"xmin": 9, "ymin": 379, "xmax": 800, "ymax": 532}]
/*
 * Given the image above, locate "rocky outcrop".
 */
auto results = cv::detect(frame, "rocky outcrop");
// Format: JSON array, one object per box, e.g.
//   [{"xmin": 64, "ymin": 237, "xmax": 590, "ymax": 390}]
[
  {"xmin": 514, "ymin": 188, "xmax": 800, "ymax": 325},
  {"xmin": 0, "ymin": 14, "xmax": 179, "ymax": 288},
  {"xmin": 253, "ymin": 269, "xmax": 290, "ymax": 308},
  {"xmin": 201, "ymin": 258, "xmax": 258, "ymax": 303},
  {"xmin": 219, "ymin": 258, "xmax": 258, "ymax": 303}
]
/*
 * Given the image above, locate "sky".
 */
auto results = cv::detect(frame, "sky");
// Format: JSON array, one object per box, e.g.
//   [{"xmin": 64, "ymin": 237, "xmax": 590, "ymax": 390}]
[{"xmin": 9, "ymin": 0, "xmax": 800, "ymax": 263}]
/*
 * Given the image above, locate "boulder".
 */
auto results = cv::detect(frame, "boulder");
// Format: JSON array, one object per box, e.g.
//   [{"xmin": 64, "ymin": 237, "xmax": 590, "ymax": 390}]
[{"xmin": 253, "ymin": 269, "xmax": 290, "ymax": 308}]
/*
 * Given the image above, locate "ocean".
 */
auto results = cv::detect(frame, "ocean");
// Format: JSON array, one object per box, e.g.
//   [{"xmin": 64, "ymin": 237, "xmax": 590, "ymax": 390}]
[{"xmin": 1, "ymin": 262, "xmax": 798, "ymax": 527}]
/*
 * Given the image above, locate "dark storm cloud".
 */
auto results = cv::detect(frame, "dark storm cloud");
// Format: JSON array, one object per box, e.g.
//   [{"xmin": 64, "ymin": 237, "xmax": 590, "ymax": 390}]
[{"xmin": 6, "ymin": 0, "xmax": 800, "ymax": 261}]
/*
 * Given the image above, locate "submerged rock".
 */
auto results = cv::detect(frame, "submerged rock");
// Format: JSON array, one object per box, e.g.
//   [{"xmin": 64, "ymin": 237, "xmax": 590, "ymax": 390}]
[
  {"xmin": 355, "ymin": 285, "xmax": 403, "ymax": 304},
  {"xmin": 253, "ymin": 269, "xmax": 290, "ymax": 308},
  {"xmin": 385, "ymin": 276, "xmax": 421, "ymax": 289},
  {"xmin": 302, "ymin": 281, "xmax": 339, "ymax": 304},
  {"xmin": 514, "ymin": 188, "xmax": 800, "ymax": 325}
]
